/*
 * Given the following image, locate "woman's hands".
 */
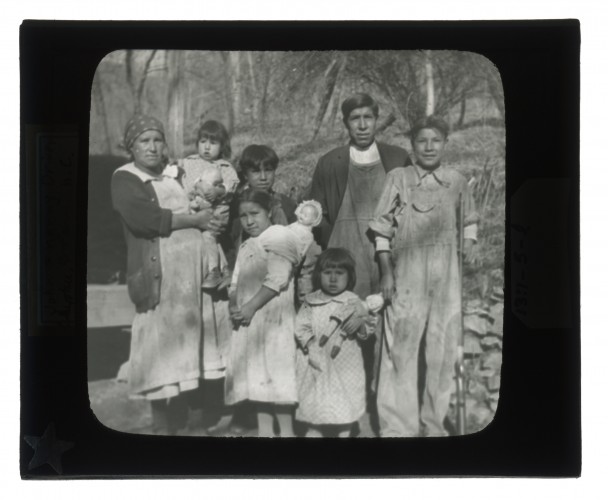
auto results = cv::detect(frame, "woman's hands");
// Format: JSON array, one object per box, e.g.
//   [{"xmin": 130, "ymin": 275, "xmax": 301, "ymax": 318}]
[
  {"xmin": 171, "ymin": 208, "xmax": 225, "ymax": 233},
  {"xmin": 193, "ymin": 208, "xmax": 224, "ymax": 232}
]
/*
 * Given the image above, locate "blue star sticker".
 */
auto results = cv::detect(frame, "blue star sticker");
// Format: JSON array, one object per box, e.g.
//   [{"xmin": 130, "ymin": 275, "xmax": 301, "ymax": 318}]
[{"xmin": 24, "ymin": 423, "xmax": 74, "ymax": 474}]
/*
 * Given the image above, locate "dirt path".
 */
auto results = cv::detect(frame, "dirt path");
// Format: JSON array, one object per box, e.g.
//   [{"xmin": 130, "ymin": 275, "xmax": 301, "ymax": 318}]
[{"xmin": 88, "ymin": 379, "xmax": 376, "ymax": 438}]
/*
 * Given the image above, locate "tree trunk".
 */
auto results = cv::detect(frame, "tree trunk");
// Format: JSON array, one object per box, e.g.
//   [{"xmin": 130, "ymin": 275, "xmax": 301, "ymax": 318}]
[
  {"xmin": 258, "ymin": 53, "xmax": 274, "ymax": 133},
  {"xmin": 92, "ymin": 74, "xmax": 113, "ymax": 154},
  {"xmin": 375, "ymin": 112, "xmax": 396, "ymax": 135},
  {"xmin": 311, "ymin": 54, "xmax": 346, "ymax": 140},
  {"xmin": 125, "ymin": 50, "xmax": 137, "ymax": 113},
  {"xmin": 246, "ymin": 52, "xmax": 274, "ymax": 133},
  {"xmin": 166, "ymin": 51, "xmax": 186, "ymax": 159},
  {"xmin": 425, "ymin": 50, "xmax": 435, "ymax": 116},
  {"xmin": 246, "ymin": 52, "xmax": 259, "ymax": 128},
  {"xmin": 259, "ymin": 86, "xmax": 269, "ymax": 133},
  {"xmin": 457, "ymin": 94, "xmax": 467, "ymax": 128},
  {"xmin": 230, "ymin": 51, "xmax": 241, "ymax": 130},
  {"xmin": 136, "ymin": 50, "xmax": 158, "ymax": 110},
  {"xmin": 219, "ymin": 51, "xmax": 235, "ymax": 135},
  {"xmin": 124, "ymin": 49, "xmax": 158, "ymax": 115},
  {"xmin": 328, "ymin": 81, "xmax": 342, "ymax": 131}
]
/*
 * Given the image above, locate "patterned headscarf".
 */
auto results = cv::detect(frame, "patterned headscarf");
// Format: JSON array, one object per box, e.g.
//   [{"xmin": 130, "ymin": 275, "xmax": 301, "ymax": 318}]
[{"xmin": 123, "ymin": 114, "xmax": 165, "ymax": 151}]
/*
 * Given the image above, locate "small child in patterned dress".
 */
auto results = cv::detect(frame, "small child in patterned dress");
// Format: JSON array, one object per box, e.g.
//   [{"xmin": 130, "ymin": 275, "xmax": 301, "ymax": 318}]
[{"xmin": 295, "ymin": 248, "xmax": 384, "ymax": 437}]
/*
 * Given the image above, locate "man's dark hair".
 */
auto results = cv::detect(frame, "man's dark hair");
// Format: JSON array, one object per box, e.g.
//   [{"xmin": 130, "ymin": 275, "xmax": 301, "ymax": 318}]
[{"xmin": 341, "ymin": 93, "xmax": 379, "ymax": 124}]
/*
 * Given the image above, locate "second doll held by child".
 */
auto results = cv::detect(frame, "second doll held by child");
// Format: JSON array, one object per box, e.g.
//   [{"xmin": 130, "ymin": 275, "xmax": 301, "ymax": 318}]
[{"xmin": 295, "ymin": 248, "xmax": 384, "ymax": 438}]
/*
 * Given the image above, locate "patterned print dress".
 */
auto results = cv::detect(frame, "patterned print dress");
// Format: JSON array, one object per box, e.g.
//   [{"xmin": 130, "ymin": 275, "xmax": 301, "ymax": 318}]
[{"xmin": 295, "ymin": 290, "xmax": 367, "ymax": 425}]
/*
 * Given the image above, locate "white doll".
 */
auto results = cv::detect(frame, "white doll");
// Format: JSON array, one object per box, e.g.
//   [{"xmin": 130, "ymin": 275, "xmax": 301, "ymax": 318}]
[{"xmin": 288, "ymin": 199, "xmax": 323, "ymax": 261}]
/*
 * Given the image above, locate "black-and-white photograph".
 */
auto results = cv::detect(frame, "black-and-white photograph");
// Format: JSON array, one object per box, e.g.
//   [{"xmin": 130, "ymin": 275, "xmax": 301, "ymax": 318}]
[{"xmin": 86, "ymin": 49, "xmax": 505, "ymax": 438}]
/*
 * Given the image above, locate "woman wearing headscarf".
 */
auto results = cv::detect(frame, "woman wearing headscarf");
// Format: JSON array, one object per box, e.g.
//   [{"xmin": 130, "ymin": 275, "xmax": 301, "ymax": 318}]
[{"xmin": 111, "ymin": 114, "xmax": 222, "ymax": 434}]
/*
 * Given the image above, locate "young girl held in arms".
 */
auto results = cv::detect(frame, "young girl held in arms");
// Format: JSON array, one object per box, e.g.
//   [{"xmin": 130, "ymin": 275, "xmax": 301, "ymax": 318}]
[
  {"xmin": 181, "ymin": 119, "xmax": 239, "ymax": 197},
  {"xmin": 226, "ymin": 189, "xmax": 301, "ymax": 437},
  {"xmin": 165, "ymin": 120, "xmax": 238, "ymax": 431},
  {"xmin": 295, "ymin": 248, "xmax": 384, "ymax": 438}
]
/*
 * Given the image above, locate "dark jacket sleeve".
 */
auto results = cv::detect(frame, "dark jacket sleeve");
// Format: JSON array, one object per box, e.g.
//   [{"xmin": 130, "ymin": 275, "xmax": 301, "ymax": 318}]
[
  {"xmin": 111, "ymin": 170, "xmax": 173, "ymax": 239},
  {"xmin": 310, "ymin": 156, "xmax": 332, "ymax": 248}
]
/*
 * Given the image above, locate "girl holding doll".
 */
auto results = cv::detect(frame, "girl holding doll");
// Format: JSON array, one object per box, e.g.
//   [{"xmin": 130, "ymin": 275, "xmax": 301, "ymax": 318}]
[
  {"xmin": 295, "ymin": 248, "xmax": 384, "ymax": 438},
  {"xmin": 225, "ymin": 189, "xmax": 301, "ymax": 437}
]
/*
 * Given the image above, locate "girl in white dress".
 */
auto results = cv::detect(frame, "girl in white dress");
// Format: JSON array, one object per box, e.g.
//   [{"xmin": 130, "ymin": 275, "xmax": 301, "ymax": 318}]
[{"xmin": 226, "ymin": 189, "xmax": 301, "ymax": 437}]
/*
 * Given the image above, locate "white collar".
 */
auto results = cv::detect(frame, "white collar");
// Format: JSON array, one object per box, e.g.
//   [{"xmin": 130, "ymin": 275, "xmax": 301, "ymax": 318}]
[
  {"xmin": 412, "ymin": 163, "xmax": 450, "ymax": 187},
  {"xmin": 115, "ymin": 162, "xmax": 178, "ymax": 183},
  {"xmin": 349, "ymin": 142, "xmax": 380, "ymax": 165},
  {"xmin": 305, "ymin": 289, "xmax": 360, "ymax": 306}
]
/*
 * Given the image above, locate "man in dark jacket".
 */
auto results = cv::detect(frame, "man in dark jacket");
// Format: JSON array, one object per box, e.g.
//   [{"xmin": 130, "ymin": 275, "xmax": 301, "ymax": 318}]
[
  {"xmin": 309, "ymin": 93, "xmax": 410, "ymax": 432},
  {"xmin": 310, "ymin": 93, "xmax": 410, "ymax": 250}
]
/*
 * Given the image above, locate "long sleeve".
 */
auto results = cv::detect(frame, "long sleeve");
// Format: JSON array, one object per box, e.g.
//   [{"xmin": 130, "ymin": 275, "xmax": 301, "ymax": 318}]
[
  {"xmin": 310, "ymin": 159, "xmax": 332, "ymax": 248},
  {"xmin": 369, "ymin": 168, "xmax": 406, "ymax": 242},
  {"xmin": 263, "ymin": 252, "xmax": 293, "ymax": 293},
  {"xmin": 294, "ymin": 301, "xmax": 314, "ymax": 349},
  {"xmin": 111, "ymin": 170, "xmax": 172, "ymax": 238}
]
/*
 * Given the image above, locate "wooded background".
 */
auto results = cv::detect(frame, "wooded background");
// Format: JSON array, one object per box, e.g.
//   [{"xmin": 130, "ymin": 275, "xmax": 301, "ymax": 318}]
[
  {"xmin": 90, "ymin": 48, "xmax": 504, "ymax": 278},
  {"xmin": 89, "ymin": 49, "xmax": 505, "ymax": 291},
  {"xmin": 89, "ymin": 50, "xmax": 503, "ymax": 155},
  {"xmin": 88, "ymin": 50, "xmax": 506, "ymax": 432}
]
